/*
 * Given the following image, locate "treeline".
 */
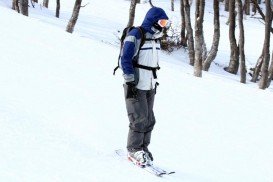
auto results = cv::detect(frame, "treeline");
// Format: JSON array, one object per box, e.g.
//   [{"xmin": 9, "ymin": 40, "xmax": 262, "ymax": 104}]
[
  {"xmin": 10, "ymin": 0, "xmax": 273, "ymax": 90},
  {"xmin": 130, "ymin": 0, "xmax": 273, "ymax": 90},
  {"xmin": 11, "ymin": 0, "xmax": 83, "ymax": 33}
]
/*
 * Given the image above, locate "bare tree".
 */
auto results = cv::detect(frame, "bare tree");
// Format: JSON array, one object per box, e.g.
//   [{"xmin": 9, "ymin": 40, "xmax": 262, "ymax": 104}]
[
  {"xmin": 66, "ymin": 0, "xmax": 82, "ymax": 33},
  {"xmin": 180, "ymin": 0, "xmax": 187, "ymax": 46},
  {"xmin": 203, "ymin": 0, "xmax": 220, "ymax": 71},
  {"xmin": 127, "ymin": 0, "xmax": 138, "ymax": 27},
  {"xmin": 252, "ymin": 0, "xmax": 257, "ymax": 13},
  {"xmin": 43, "ymin": 0, "xmax": 49, "ymax": 8},
  {"xmin": 244, "ymin": 0, "xmax": 250, "ymax": 15},
  {"xmin": 251, "ymin": 0, "xmax": 265, "ymax": 19},
  {"xmin": 259, "ymin": 0, "xmax": 272, "ymax": 89},
  {"xmin": 225, "ymin": 0, "xmax": 239, "ymax": 74},
  {"xmin": 194, "ymin": 0, "xmax": 205, "ymax": 77},
  {"xmin": 20, "ymin": 0, "xmax": 28, "ymax": 16},
  {"xmin": 12, "ymin": 0, "xmax": 20, "ymax": 13},
  {"xmin": 183, "ymin": 0, "xmax": 195, "ymax": 65},
  {"xmin": 56, "ymin": 0, "xmax": 60, "ymax": 18},
  {"xmin": 250, "ymin": 53, "xmax": 263, "ymax": 82},
  {"xmin": 237, "ymin": 0, "xmax": 247, "ymax": 83},
  {"xmin": 171, "ymin": 0, "xmax": 174, "ymax": 11},
  {"xmin": 267, "ymin": 51, "xmax": 273, "ymax": 87},
  {"xmin": 225, "ymin": 0, "xmax": 229, "ymax": 11}
]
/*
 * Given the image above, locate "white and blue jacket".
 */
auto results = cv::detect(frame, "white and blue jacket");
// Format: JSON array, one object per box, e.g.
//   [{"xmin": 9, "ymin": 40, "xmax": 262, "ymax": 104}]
[{"xmin": 120, "ymin": 7, "xmax": 168, "ymax": 90}]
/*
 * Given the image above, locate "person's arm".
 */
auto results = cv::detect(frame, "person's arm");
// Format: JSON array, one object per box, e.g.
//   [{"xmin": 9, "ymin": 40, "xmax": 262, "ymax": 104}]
[{"xmin": 120, "ymin": 28, "xmax": 141, "ymax": 83}]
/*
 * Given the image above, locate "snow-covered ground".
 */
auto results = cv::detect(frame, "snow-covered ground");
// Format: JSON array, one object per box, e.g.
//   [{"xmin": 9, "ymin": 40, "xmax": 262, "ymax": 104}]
[{"xmin": 0, "ymin": 0, "xmax": 273, "ymax": 181}]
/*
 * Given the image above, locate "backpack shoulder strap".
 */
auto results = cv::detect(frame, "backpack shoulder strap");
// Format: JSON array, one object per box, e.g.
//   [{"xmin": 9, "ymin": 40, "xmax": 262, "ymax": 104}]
[{"xmin": 136, "ymin": 26, "xmax": 145, "ymax": 49}]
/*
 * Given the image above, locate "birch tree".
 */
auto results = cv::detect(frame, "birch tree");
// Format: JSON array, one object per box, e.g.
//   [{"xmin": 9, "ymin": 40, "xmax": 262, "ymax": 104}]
[
  {"xmin": 244, "ymin": 0, "xmax": 250, "ymax": 15},
  {"xmin": 225, "ymin": 0, "xmax": 229, "ymax": 11},
  {"xmin": 194, "ymin": 0, "xmax": 205, "ymax": 77},
  {"xmin": 66, "ymin": 0, "xmax": 82, "ymax": 33},
  {"xmin": 12, "ymin": 0, "xmax": 20, "ymax": 13},
  {"xmin": 127, "ymin": 0, "xmax": 138, "ymax": 27},
  {"xmin": 56, "ymin": 0, "xmax": 60, "ymax": 18},
  {"xmin": 225, "ymin": 0, "xmax": 239, "ymax": 74},
  {"xmin": 203, "ymin": 0, "xmax": 220, "ymax": 71},
  {"xmin": 43, "ymin": 0, "xmax": 49, "ymax": 8},
  {"xmin": 183, "ymin": 0, "xmax": 195, "ymax": 65},
  {"xmin": 171, "ymin": 0, "xmax": 174, "ymax": 11},
  {"xmin": 180, "ymin": 0, "xmax": 187, "ymax": 46},
  {"xmin": 237, "ymin": 0, "xmax": 246, "ymax": 83},
  {"xmin": 267, "ymin": 52, "xmax": 273, "ymax": 87},
  {"xmin": 259, "ymin": 0, "xmax": 272, "ymax": 89},
  {"xmin": 20, "ymin": 0, "xmax": 28, "ymax": 16}
]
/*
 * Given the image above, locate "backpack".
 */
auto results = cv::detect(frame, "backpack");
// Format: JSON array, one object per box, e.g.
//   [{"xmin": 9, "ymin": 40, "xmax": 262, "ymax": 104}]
[
  {"xmin": 113, "ymin": 26, "xmax": 161, "ymax": 81},
  {"xmin": 113, "ymin": 26, "xmax": 146, "ymax": 75}
]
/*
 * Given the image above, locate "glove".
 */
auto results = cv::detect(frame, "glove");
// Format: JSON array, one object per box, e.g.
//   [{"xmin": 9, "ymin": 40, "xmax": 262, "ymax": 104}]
[{"xmin": 126, "ymin": 82, "xmax": 137, "ymax": 99}]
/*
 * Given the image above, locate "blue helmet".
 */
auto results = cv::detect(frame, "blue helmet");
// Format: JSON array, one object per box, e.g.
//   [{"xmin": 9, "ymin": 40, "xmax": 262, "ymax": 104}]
[{"xmin": 141, "ymin": 7, "xmax": 169, "ymax": 34}]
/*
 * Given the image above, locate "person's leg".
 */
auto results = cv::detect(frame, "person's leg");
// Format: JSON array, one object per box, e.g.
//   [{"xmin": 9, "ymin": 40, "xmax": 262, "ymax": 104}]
[
  {"xmin": 143, "ymin": 89, "xmax": 156, "ymax": 149},
  {"xmin": 124, "ymin": 85, "xmax": 149, "ymax": 151},
  {"xmin": 142, "ymin": 89, "xmax": 156, "ymax": 162}
]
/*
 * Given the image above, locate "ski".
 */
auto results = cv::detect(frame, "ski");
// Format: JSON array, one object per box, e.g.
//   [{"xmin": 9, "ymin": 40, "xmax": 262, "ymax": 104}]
[{"xmin": 115, "ymin": 149, "xmax": 175, "ymax": 177}]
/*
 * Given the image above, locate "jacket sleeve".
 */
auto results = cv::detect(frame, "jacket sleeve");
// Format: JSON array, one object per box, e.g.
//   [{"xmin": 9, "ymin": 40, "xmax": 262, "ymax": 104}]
[{"xmin": 120, "ymin": 28, "xmax": 141, "ymax": 82}]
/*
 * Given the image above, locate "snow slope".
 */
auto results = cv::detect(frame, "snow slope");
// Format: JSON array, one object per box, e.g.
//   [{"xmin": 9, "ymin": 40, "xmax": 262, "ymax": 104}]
[{"xmin": 1, "ymin": 0, "xmax": 273, "ymax": 182}]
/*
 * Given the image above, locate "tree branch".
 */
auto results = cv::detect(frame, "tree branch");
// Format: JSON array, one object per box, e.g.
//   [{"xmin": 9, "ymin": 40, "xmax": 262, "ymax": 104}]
[
  {"xmin": 81, "ymin": 2, "xmax": 89, "ymax": 8},
  {"xmin": 251, "ymin": 0, "xmax": 273, "ymax": 33}
]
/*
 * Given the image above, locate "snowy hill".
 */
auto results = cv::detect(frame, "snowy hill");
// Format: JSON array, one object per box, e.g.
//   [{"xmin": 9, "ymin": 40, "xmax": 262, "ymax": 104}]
[{"xmin": 1, "ymin": 0, "xmax": 273, "ymax": 182}]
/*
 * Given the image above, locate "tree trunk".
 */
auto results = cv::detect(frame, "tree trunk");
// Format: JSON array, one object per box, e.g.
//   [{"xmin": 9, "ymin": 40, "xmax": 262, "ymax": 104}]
[
  {"xmin": 171, "ymin": 0, "xmax": 174, "ymax": 11},
  {"xmin": 127, "ymin": 0, "xmax": 137, "ymax": 27},
  {"xmin": 56, "ymin": 0, "xmax": 60, "ymax": 18},
  {"xmin": 43, "ymin": 0, "xmax": 49, "ymax": 8},
  {"xmin": 225, "ymin": 0, "xmax": 239, "ymax": 74},
  {"xmin": 237, "ymin": 0, "xmax": 247, "ymax": 83},
  {"xmin": 194, "ymin": 0, "xmax": 205, "ymax": 77},
  {"xmin": 20, "ymin": 0, "xmax": 28, "ymax": 16},
  {"xmin": 66, "ymin": 0, "xmax": 82, "ymax": 33},
  {"xmin": 244, "ymin": 0, "xmax": 250, "ymax": 15},
  {"xmin": 252, "ymin": 0, "xmax": 257, "ymax": 13},
  {"xmin": 251, "ymin": 0, "xmax": 265, "ymax": 19},
  {"xmin": 12, "ymin": 0, "xmax": 20, "ymax": 13},
  {"xmin": 225, "ymin": 0, "xmax": 229, "ymax": 11},
  {"xmin": 183, "ymin": 0, "xmax": 195, "ymax": 65},
  {"xmin": 180, "ymin": 0, "xmax": 187, "ymax": 46},
  {"xmin": 259, "ymin": 0, "xmax": 272, "ymax": 89},
  {"xmin": 203, "ymin": 0, "xmax": 220, "ymax": 71},
  {"xmin": 267, "ymin": 51, "xmax": 273, "ymax": 87},
  {"xmin": 250, "ymin": 53, "xmax": 263, "ymax": 82}
]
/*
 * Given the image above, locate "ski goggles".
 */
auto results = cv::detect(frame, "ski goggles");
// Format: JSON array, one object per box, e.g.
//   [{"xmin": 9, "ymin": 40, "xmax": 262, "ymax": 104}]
[{"xmin": 157, "ymin": 19, "xmax": 171, "ymax": 28}]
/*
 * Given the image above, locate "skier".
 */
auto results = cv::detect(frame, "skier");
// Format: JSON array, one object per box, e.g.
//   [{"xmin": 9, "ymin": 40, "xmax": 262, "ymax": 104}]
[{"xmin": 120, "ymin": 7, "xmax": 170, "ymax": 166}]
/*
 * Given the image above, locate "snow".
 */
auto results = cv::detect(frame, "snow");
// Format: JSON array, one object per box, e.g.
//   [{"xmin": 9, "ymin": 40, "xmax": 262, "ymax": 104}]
[{"xmin": 0, "ymin": 0, "xmax": 273, "ymax": 181}]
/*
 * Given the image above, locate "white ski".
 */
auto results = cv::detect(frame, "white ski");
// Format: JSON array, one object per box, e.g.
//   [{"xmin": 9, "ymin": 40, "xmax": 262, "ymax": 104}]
[{"xmin": 115, "ymin": 149, "xmax": 175, "ymax": 177}]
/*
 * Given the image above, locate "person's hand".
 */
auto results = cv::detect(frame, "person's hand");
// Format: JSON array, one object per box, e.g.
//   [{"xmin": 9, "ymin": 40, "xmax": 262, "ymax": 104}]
[{"xmin": 126, "ymin": 82, "xmax": 137, "ymax": 99}]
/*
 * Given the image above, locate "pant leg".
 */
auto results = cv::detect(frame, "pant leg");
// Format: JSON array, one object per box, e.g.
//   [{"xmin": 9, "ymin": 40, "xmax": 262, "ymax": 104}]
[
  {"xmin": 146, "ymin": 89, "xmax": 156, "ymax": 131},
  {"xmin": 124, "ymin": 85, "xmax": 149, "ymax": 151},
  {"xmin": 127, "ymin": 129, "xmax": 144, "ymax": 152},
  {"xmin": 143, "ymin": 89, "xmax": 156, "ymax": 149}
]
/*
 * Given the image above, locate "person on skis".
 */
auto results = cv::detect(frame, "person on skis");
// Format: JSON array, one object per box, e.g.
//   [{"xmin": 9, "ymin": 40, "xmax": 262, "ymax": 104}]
[{"xmin": 120, "ymin": 7, "xmax": 170, "ymax": 166}]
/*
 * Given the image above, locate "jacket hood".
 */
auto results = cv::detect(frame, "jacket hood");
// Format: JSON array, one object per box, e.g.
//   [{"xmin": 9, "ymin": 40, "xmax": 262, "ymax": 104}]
[{"xmin": 141, "ymin": 7, "xmax": 169, "ymax": 34}]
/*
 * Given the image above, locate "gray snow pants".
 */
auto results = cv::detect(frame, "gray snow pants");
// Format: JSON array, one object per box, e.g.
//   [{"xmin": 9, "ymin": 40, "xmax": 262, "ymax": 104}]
[{"xmin": 123, "ymin": 84, "xmax": 156, "ymax": 152}]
